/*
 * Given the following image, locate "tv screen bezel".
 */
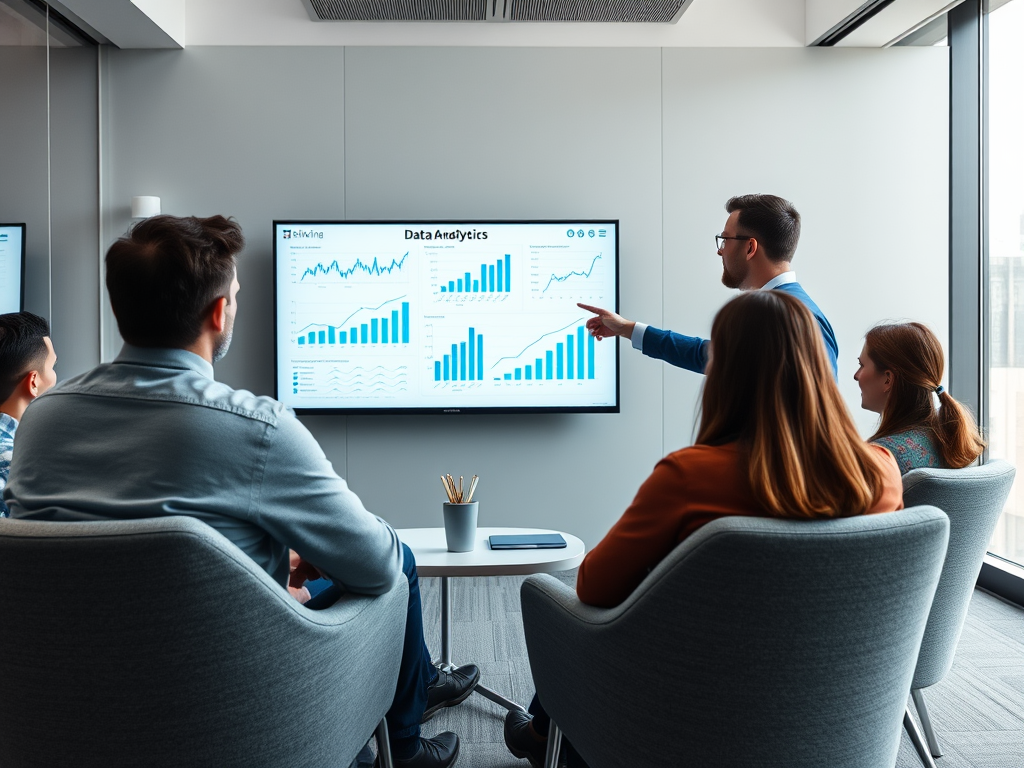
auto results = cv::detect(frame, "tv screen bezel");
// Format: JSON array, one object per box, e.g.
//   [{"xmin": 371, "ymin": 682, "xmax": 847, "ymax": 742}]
[
  {"xmin": 273, "ymin": 219, "xmax": 620, "ymax": 416},
  {"xmin": 0, "ymin": 223, "xmax": 27, "ymax": 312}
]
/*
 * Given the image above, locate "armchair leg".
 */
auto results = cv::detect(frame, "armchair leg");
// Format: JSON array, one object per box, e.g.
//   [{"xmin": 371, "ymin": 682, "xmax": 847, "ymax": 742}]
[
  {"xmin": 543, "ymin": 722, "xmax": 563, "ymax": 768},
  {"xmin": 904, "ymin": 707, "xmax": 938, "ymax": 768},
  {"xmin": 911, "ymin": 688, "xmax": 943, "ymax": 758},
  {"xmin": 375, "ymin": 718, "xmax": 395, "ymax": 768}
]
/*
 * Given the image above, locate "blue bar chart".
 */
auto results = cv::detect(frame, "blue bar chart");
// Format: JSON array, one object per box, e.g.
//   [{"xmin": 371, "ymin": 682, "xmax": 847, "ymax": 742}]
[
  {"xmin": 435, "ymin": 327, "xmax": 485, "ymax": 382},
  {"xmin": 493, "ymin": 325, "xmax": 595, "ymax": 382},
  {"xmin": 439, "ymin": 254, "xmax": 512, "ymax": 293},
  {"xmin": 297, "ymin": 301, "xmax": 410, "ymax": 347}
]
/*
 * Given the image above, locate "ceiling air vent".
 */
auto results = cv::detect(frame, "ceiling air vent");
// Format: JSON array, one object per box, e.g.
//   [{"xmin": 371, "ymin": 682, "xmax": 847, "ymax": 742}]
[
  {"xmin": 303, "ymin": 0, "xmax": 694, "ymax": 22},
  {"xmin": 306, "ymin": 0, "xmax": 487, "ymax": 21},
  {"xmin": 502, "ymin": 0, "xmax": 690, "ymax": 22}
]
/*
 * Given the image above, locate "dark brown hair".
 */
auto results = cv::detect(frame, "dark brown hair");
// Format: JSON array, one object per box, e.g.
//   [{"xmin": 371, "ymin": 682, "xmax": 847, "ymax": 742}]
[
  {"xmin": 697, "ymin": 291, "xmax": 889, "ymax": 519},
  {"xmin": 105, "ymin": 215, "xmax": 244, "ymax": 348},
  {"xmin": 726, "ymin": 194, "xmax": 801, "ymax": 264},
  {"xmin": 0, "ymin": 312, "xmax": 50, "ymax": 403},
  {"xmin": 865, "ymin": 322, "xmax": 985, "ymax": 468}
]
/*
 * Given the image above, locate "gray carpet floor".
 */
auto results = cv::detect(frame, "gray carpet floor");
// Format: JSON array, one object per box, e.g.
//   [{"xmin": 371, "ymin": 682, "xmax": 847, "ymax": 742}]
[{"xmin": 413, "ymin": 570, "xmax": 1024, "ymax": 768}]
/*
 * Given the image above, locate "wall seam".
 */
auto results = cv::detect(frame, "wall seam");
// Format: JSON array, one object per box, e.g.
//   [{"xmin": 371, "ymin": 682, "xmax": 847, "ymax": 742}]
[
  {"xmin": 660, "ymin": 46, "xmax": 666, "ymax": 458},
  {"xmin": 45, "ymin": 5, "xmax": 52, "ymax": 326},
  {"xmin": 97, "ymin": 46, "xmax": 104, "ymax": 365},
  {"xmin": 343, "ymin": 45, "xmax": 349, "ymax": 480}
]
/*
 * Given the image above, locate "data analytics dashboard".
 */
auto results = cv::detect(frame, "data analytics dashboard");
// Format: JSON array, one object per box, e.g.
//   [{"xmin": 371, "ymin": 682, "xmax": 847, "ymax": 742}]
[{"xmin": 274, "ymin": 220, "xmax": 619, "ymax": 414}]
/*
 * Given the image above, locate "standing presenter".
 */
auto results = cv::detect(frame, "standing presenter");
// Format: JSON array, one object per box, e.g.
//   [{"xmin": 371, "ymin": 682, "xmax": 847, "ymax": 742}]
[{"xmin": 580, "ymin": 194, "xmax": 838, "ymax": 378}]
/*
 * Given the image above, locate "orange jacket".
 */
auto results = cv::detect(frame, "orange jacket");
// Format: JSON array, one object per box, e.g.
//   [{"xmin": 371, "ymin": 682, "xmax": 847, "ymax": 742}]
[{"xmin": 576, "ymin": 442, "xmax": 904, "ymax": 608}]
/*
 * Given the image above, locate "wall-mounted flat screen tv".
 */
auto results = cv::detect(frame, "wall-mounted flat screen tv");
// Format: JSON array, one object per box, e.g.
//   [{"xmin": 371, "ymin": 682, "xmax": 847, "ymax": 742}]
[
  {"xmin": 0, "ymin": 224, "xmax": 26, "ymax": 313},
  {"xmin": 274, "ymin": 220, "xmax": 619, "ymax": 414}
]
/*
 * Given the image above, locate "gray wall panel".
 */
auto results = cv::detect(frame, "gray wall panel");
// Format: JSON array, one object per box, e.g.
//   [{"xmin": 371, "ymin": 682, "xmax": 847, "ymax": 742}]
[
  {"xmin": 100, "ymin": 47, "xmax": 347, "ymax": 395},
  {"xmin": 50, "ymin": 46, "xmax": 100, "ymax": 379},
  {"xmin": 660, "ymin": 48, "xmax": 950, "ymax": 449},
  {"xmin": 342, "ymin": 48, "xmax": 665, "ymax": 545},
  {"xmin": 0, "ymin": 48, "xmax": 49, "ymax": 322}
]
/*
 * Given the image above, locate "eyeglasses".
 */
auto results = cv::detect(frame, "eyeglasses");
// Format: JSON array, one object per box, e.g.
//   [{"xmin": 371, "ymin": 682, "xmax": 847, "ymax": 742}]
[{"xmin": 715, "ymin": 235, "xmax": 753, "ymax": 250}]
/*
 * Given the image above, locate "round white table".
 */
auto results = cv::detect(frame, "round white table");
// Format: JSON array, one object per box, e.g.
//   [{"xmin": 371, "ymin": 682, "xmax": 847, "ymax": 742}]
[{"xmin": 397, "ymin": 526, "xmax": 585, "ymax": 713}]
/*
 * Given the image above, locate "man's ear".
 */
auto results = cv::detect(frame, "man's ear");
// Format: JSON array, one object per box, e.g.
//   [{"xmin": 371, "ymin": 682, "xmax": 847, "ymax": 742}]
[
  {"xmin": 25, "ymin": 370, "xmax": 41, "ymax": 398},
  {"xmin": 210, "ymin": 296, "xmax": 228, "ymax": 333},
  {"xmin": 746, "ymin": 238, "xmax": 759, "ymax": 261}
]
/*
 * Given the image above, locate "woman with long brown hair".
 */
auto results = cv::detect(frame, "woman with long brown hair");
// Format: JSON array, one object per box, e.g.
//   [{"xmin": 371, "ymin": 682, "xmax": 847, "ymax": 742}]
[
  {"xmin": 505, "ymin": 290, "xmax": 903, "ymax": 768},
  {"xmin": 855, "ymin": 321, "xmax": 985, "ymax": 474}
]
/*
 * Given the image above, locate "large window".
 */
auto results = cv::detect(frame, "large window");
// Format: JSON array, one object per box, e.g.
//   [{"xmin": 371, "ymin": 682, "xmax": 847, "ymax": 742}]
[{"xmin": 987, "ymin": 0, "xmax": 1024, "ymax": 566}]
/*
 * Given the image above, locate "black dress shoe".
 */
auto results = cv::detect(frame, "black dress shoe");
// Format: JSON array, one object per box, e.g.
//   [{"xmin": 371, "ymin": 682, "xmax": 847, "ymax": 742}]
[
  {"xmin": 504, "ymin": 709, "xmax": 552, "ymax": 768},
  {"xmin": 421, "ymin": 664, "xmax": 480, "ymax": 721},
  {"xmin": 376, "ymin": 732, "xmax": 460, "ymax": 768}
]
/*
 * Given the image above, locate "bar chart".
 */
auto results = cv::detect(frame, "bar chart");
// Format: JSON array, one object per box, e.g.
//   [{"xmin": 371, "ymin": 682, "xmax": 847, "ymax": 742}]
[
  {"xmin": 296, "ymin": 301, "xmax": 410, "ymax": 347},
  {"xmin": 434, "ymin": 327, "xmax": 485, "ymax": 383},
  {"xmin": 438, "ymin": 254, "xmax": 512, "ymax": 294},
  {"xmin": 492, "ymin": 324, "xmax": 595, "ymax": 382}
]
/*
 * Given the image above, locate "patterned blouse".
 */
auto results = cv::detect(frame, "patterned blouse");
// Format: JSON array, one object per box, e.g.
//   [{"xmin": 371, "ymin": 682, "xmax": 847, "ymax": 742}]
[
  {"xmin": 873, "ymin": 427, "xmax": 945, "ymax": 476},
  {"xmin": 0, "ymin": 412, "xmax": 17, "ymax": 517}
]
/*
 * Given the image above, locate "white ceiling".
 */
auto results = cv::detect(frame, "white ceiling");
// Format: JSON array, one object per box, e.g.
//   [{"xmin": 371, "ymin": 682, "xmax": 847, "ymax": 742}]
[
  {"xmin": 184, "ymin": 0, "xmax": 806, "ymax": 47},
  {"xmin": 2, "ymin": 0, "xmax": 967, "ymax": 49}
]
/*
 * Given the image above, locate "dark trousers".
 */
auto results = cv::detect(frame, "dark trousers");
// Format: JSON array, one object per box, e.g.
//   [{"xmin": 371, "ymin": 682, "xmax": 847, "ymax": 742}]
[
  {"xmin": 529, "ymin": 694, "xmax": 588, "ymax": 768},
  {"xmin": 307, "ymin": 543, "xmax": 437, "ymax": 752}
]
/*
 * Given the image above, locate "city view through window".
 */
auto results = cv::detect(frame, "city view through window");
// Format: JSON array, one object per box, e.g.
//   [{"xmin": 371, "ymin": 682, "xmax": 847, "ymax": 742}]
[{"xmin": 987, "ymin": 0, "xmax": 1024, "ymax": 565}]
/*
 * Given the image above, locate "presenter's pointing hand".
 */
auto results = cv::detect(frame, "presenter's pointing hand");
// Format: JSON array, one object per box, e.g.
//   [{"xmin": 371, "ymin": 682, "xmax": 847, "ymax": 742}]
[{"xmin": 578, "ymin": 303, "xmax": 636, "ymax": 341}]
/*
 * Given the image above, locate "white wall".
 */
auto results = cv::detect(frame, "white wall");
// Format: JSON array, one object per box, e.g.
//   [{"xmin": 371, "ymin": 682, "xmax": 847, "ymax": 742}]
[
  {"xmin": 660, "ymin": 48, "xmax": 949, "ymax": 447},
  {"xmin": 99, "ymin": 46, "xmax": 949, "ymax": 548}
]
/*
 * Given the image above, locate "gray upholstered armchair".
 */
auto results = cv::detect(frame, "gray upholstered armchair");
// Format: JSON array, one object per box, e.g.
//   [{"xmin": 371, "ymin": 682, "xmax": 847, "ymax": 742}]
[
  {"xmin": 0, "ymin": 516, "xmax": 408, "ymax": 768},
  {"xmin": 521, "ymin": 507, "xmax": 950, "ymax": 768},
  {"xmin": 900, "ymin": 460, "xmax": 1015, "ymax": 768}
]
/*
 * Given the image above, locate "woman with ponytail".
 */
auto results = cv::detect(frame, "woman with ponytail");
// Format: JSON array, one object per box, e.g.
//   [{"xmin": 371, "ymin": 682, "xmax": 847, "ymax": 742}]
[{"xmin": 855, "ymin": 321, "xmax": 986, "ymax": 474}]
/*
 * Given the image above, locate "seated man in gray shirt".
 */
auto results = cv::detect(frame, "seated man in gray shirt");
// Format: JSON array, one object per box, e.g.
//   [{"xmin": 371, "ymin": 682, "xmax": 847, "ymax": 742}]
[{"xmin": 5, "ymin": 214, "xmax": 472, "ymax": 768}]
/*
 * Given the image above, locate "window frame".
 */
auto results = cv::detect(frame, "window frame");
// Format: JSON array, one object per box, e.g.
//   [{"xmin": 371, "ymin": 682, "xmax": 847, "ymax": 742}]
[{"xmin": 951, "ymin": 0, "xmax": 1024, "ymax": 604}]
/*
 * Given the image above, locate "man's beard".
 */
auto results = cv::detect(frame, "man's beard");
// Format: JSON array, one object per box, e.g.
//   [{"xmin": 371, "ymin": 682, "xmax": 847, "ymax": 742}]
[
  {"xmin": 721, "ymin": 264, "xmax": 744, "ymax": 290},
  {"xmin": 212, "ymin": 326, "xmax": 234, "ymax": 363}
]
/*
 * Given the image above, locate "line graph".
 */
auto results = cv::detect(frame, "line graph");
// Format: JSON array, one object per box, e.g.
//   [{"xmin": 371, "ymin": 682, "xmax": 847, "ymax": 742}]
[
  {"xmin": 296, "ymin": 295, "xmax": 407, "ymax": 336},
  {"xmin": 541, "ymin": 254, "xmax": 602, "ymax": 293},
  {"xmin": 297, "ymin": 251, "xmax": 410, "ymax": 282},
  {"xmin": 489, "ymin": 318, "xmax": 584, "ymax": 369}
]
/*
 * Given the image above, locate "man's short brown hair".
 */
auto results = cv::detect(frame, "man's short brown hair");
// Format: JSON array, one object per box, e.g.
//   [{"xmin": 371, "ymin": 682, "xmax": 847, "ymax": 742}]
[
  {"xmin": 726, "ymin": 194, "xmax": 801, "ymax": 264},
  {"xmin": 105, "ymin": 215, "xmax": 244, "ymax": 348}
]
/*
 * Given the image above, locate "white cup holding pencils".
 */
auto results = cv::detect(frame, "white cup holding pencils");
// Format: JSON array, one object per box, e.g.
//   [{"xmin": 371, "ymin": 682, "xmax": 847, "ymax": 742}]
[{"xmin": 441, "ymin": 474, "xmax": 478, "ymax": 553}]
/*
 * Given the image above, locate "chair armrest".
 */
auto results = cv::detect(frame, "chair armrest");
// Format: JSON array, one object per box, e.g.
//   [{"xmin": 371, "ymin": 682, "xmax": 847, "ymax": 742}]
[{"xmin": 521, "ymin": 574, "xmax": 626, "ymax": 735}]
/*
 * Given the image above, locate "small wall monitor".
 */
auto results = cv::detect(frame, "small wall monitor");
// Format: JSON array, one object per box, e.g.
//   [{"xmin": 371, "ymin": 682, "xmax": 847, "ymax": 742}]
[
  {"xmin": 274, "ymin": 220, "xmax": 620, "ymax": 414},
  {"xmin": 0, "ymin": 224, "xmax": 25, "ymax": 314}
]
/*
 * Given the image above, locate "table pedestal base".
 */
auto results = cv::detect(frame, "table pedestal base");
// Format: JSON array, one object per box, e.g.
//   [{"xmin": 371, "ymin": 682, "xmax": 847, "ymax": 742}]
[{"xmin": 434, "ymin": 575, "xmax": 527, "ymax": 714}]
